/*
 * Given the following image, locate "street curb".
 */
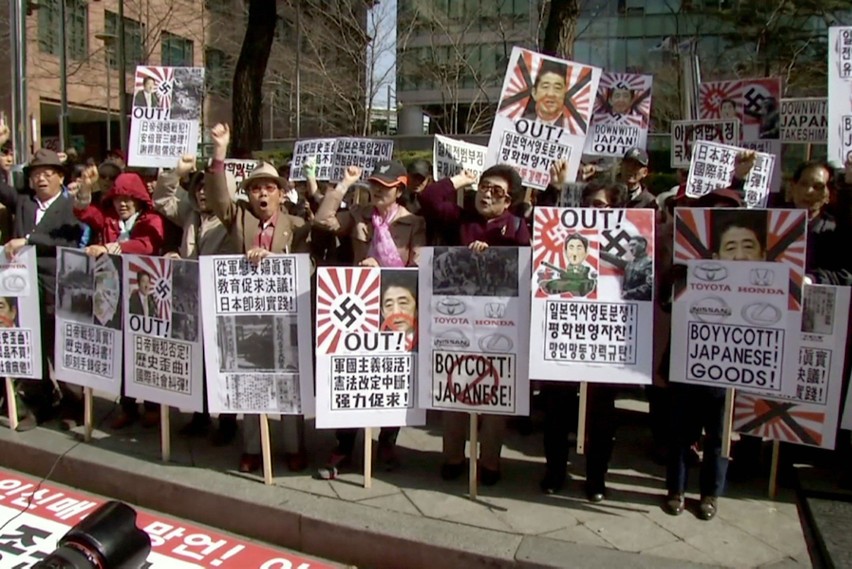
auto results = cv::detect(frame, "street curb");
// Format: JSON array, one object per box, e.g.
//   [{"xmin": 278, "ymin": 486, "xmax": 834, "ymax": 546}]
[{"xmin": 0, "ymin": 427, "xmax": 721, "ymax": 569}]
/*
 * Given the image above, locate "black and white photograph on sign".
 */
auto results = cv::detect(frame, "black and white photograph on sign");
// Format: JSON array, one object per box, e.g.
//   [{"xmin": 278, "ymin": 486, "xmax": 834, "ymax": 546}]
[
  {"xmin": 217, "ymin": 315, "xmax": 299, "ymax": 372},
  {"xmin": 93, "ymin": 254, "xmax": 123, "ymax": 330},
  {"xmin": 171, "ymin": 261, "xmax": 200, "ymax": 341},
  {"xmin": 170, "ymin": 67, "xmax": 204, "ymax": 121},
  {"xmin": 802, "ymin": 286, "xmax": 836, "ymax": 335},
  {"xmin": 432, "ymin": 247, "xmax": 520, "ymax": 297},
  {"xmin": 55, "ymin": 249, "xmax": 94, "ymax": 325}
]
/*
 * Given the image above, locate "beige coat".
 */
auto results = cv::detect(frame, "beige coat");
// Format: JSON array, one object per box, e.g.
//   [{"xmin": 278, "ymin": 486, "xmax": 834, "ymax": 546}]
[
  {"xmin": 207, "ymin": 164, "xmax": 310, "ymax": 255},
  {"xmin": 313, "ymin": 183, "xmax": 425, "ymax": 266},
  {"xmin": 152, "ymin": 171, "xmax": 239, "ymax": 258}
]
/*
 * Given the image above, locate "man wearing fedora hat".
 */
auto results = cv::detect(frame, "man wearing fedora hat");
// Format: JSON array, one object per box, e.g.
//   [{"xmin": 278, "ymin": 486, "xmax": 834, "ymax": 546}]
[
  {"xmin": 153, "ymin": 153, "xmax": 240, "ymax": 444},
  {"xmin": 0, "ymin": 130, "xmax": 86, "ymax": 431},
  {"xmin": 206, "ymin": 123, "xmax": 311, "ymax": 474}
]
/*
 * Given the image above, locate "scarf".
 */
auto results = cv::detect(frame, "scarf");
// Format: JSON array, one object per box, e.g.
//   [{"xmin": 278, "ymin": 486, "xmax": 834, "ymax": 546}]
[
  {"xmin": 118, "ymin": 212, "xmax": 140, "ymax": 243},
  {"xmin": 369, "ymin": 204, "xmax": 405, "ymax": 267}
]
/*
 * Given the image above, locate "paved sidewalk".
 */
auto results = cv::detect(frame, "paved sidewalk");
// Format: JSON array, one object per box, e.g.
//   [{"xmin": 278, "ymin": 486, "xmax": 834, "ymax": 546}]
[{"xmin": 1, "ymin": 394, "xmax": 813, "ymax": 569}]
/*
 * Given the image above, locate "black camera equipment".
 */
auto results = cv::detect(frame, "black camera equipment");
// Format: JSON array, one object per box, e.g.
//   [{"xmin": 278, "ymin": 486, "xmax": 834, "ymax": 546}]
[{"xmin": 32, "ymin": 501, "xmax": 151, "ymax": 569}]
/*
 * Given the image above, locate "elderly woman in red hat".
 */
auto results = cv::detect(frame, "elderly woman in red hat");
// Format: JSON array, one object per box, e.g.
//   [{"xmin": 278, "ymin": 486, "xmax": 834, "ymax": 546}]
[
  {"xmin": 73, "ymin": 171, "xmax": 166, "ymax": 257},
  {"xmin": 73, "ymin": 171, "xmax": 166, "ymax": 428}
]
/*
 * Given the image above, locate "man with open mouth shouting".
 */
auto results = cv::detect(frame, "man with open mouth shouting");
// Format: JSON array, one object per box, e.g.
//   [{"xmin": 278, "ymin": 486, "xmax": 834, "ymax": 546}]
[{"xmin": 206, "ymin": 123, "xmax": 312, "ymax": 475}]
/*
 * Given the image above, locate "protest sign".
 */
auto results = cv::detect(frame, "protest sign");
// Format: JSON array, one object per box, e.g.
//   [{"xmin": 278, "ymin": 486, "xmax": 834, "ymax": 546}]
[
  {"xmin": 734, "ymin": 285, "xmax": 850, "ymax": 449},
  {"xmin": 223, "ymin": 159, "xmax": 259, "ymax": 186},
  {"xmin": 122, "ymin": 256, "xmax": 203, "ymax": 412},
  {"xmin": 418, "ymin": 247, "xmax": 531, "ymax": 416},
  {"xmin": 0, "ymin": 248, "xmax": 42, "ymax": 379},
  {"xmin": 200, "ymin": 255, "xmax": 314, "ymax": 415},
  {"xmin": 330, "ymin": 138, "xmax": 394, "ymax": 182},
  {"xmin": 669, "ymin": 208, "xmax": 806, "ymax": 396},
  {"xmin": 828, "ymin": 27, "xmax": 852, "ymax": 164},
  {"xmin": 529, "ymin": 207, "xmax": 655, "ymax": 384},
  {"xmin": 53, "ymin": 248, "xmax": 123, "ymax": 394},
  {"xmin": 432, "ymin": 135, "xmax": 487, "ymax": 182},
  {"xmin": 289, "ymin": 137, "xmax": 338, "ymax": 181},
  {"xmin": 486, "ymin": 47, "xmax": 601, "ymax": 189},
  {"xmin": 699, "ymin": 77, "xmax": 782, "ymax": 192},
  {"xmin": 583, "ymin": 72, "xmax": 653, "ymax": 158},
  {"xmin": 698, "ymin": 77, "xmax": 781, "ymax": 143},
  {"xmin": 781, "ymin": 98, "xmax": 828, "ymax": 143},
  {"xmin": 128, "ymin": 66, "xmax": 204, "ymax": 169},
  {"xmin": 685, "ymin": 140, "xmax": 775, "ymax": 208},
  {"xmin": 844, "ymin": 378, "xmax": 852, "ymax": 430},
  {"xmin": 670, "ymin": 119, "xmax": 739, "ymax": 169},
  {"xmin": 0, "ymin": 468, "xmax": 337, "ymax": 569},
  {"xmin": 314, "ymin": 267, "xmax": 424, "ymax": 429}
]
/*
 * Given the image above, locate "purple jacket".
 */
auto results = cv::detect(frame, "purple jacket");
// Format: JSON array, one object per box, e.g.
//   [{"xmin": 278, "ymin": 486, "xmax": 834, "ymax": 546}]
[{"xmin": 418, "ymin": 178, "xmax": 530, "ymax": 247}]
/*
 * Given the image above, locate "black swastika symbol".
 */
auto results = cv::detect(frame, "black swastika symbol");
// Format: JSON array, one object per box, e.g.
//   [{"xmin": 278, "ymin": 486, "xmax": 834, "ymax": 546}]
[
  {"xmin": 155, "ymin": 280, "xmax": 171, "ymax": 298},
  {"xmin": 743, "ymin": 87, "xmax": 766, "ymax": 119},
  {"xmin": 333, "ymin": 297, "xmax": 363, "ymax": 328},
  {"xmin": 602, "ymin": 229, "xmax": 633, "ymax": 257}
]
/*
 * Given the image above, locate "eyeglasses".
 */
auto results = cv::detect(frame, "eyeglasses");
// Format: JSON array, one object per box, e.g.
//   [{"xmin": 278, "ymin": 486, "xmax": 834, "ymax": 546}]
[
  {"xmin": 477, "ymin": 184, "xmax": 509, "ymax": 199},
  {"xmin": 247, "ymin": 183, "xmax": 279, "ymax": 194}
]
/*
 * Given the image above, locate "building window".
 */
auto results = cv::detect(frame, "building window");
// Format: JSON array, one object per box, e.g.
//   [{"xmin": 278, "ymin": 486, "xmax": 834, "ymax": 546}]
[
  {"xmin": 38, "ymin": 0, "xmax": 88, "ymax": 60},
  {"xmin": 162, "ymin": 32, "xmax": 194, "ymax": 66},
  {"xmin": 105, "ymin": 11, "xmax": 145, "ymax": 70},
  {"xmin": 205, "ymin": 48, "xmax": 230, "ymax": 95}
]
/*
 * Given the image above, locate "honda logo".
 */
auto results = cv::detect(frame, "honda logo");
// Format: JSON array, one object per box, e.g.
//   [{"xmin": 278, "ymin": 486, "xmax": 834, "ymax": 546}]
[
  {"xmin": 485, "ymin": 303, "xmax": 507, "ymax": 319},
  {"xmin": 750, "ymin": 268, "xmax": 775, "ymax": 286}
]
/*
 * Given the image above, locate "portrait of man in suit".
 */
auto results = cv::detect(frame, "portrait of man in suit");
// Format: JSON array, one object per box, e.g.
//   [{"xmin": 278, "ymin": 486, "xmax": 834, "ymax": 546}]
[
  {"xmin": 129, "ymin": 270, "xmax": 158, "ymax": 317},
  {"xmin": 522, "ymin": 59, "xmax": 570, "ymax": 129},
  {"xmin": 133, "ymin": 77, "xmax": 161, "ymax": 109}
]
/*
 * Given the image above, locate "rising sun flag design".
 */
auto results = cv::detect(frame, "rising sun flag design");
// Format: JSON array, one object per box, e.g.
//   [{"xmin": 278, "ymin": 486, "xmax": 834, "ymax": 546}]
[{"xmin": 316, "ymin": 268, "xmax": 381, "ymax": 354}]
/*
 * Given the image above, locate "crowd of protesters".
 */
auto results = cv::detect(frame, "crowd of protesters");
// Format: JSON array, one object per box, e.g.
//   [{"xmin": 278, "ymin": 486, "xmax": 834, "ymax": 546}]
[{"xmin": 1, "ymin": 121, "xmax": 851, "ymax": 522}]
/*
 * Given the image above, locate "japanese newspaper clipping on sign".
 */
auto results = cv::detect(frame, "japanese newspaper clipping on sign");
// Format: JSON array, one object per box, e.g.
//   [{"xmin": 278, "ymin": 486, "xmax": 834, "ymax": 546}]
[
  {"xmin": 583, "ymin": 72, "xmax": 653, "ymax": 158},
  {"xmin": 289, "ymin": 138, "xmax": 338, "ymax": 181},
  {"xmin": 670, "ymin": 208, "xmax": 806, "ymax": 396},
  {"xmin": 529, "ymin": 208, "xmax": 655, "ymax": 384},
  {"xmin": 685, "ymin": 140, "xmax": 776, "ymax": 208},
  {"xmin": 315, "ymin": 267, "xmax": 424, "ymax": 429},
  {"xmin": 0, "ymin": 468, "xmax": 338, "ymax": 569},
  {"xmin": 734, "ymin": 285, "xmax": 850, "ymax": 449},
  {"xmin": 781, "ymin": 98, "xmax": 828, "ymax": 143},
  {"xmin": 128, "ymin": 66, "xmax": 204, "ymax": 169},
  {"xmin": 330, "ymin": 138, "xmax": 394, "ymax": 182},
  {"xmin": 418, "ymin": 247, "xmax": 531, "ymax": 416},
  {"xmin": 829, "ymin": 27, "xmax": 852, "ymax": 165},
  {"xmin": 200, "ymin": 255, "xmax": 314, "ymax": 415},
  {"xmin": 670, "ymin": 119, "xmax": 740, "ymax": 169},
  {"xmin": 486, "ymin": 47, "xmax": 601, "ymax": 189},
  {"xmin": 432, "ymin": 135, "xmax": 487, "ymax": 183},
  {"xmin": 698, "ymin": 77, "xmax": 783, "ymax": 191},
  {"xmin": 0, "ymin": 248, "xmax": 42, "ymax": 379},
  {"xmin": 122, "ymin": 256, "xmax": 204, "ymax": 412},
  {"xmin": 54, "ymin": 248, "xmax": 123, "ymax": 394}
]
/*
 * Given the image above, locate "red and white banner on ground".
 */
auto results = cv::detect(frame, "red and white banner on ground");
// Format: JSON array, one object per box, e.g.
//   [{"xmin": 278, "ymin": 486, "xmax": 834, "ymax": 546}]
[{"xmin": 0, "ymin": 468, "xmax": 336, "ymax": 568}]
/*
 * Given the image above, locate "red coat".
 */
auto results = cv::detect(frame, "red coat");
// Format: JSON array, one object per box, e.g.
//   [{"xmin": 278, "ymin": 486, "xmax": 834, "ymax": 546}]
[{"xmin": 75, "ymin": 173, "xmax": 165, "ymax": 255}]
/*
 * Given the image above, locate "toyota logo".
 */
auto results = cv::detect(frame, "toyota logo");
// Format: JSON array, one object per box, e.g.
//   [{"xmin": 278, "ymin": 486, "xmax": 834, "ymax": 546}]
[
  {"xmin": 692, "ymin": 262, "xmax": 728, "ymax": 282},
  {"xmin": 436, "ymin": 298, "xmax": 466, "ymax": 316}
]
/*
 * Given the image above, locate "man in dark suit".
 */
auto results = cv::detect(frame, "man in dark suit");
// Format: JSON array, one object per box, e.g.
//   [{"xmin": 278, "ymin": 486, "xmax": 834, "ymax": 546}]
[
  {"xmin": 133, "ymin": 77, "xmax": 161, "ymax": 109},
  {"xmin": 128, "ymin": 270, "xmax": 157, "ymax": 317},
  {"xmin": 0, "ymin": 134, "xmax": 85, "ymax": 431}
]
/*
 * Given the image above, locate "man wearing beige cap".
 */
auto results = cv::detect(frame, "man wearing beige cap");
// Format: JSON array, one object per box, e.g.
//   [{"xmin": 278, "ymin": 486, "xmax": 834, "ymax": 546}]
[{"xmin": 206, "ymin": 123, "xmax": 311, "ymax": 474}]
